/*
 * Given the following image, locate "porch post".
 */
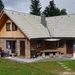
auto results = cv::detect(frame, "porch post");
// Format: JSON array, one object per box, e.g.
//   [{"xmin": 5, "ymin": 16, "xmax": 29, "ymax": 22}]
[
  {"xmin": 73, "ymin": 42, "xmax": 75, "ymax": 58},
  {"xmin": 73, "ymin": 51, "xmax": 75, "ymax": 58},
  {"xmin": 25, "ymin": 39, "xmax": 31, "ymax": 58},
  {"xmin": 16, "ymin": 40, "xmax": 20, "ymax": 56}
]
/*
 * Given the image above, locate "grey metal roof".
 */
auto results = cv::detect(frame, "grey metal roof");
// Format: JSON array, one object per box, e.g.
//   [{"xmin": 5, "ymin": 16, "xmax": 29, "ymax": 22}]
[
  {"xmin": 46, "ymin": 14, "xmax": 75, "ymax": 38},
  {"xmin": 2, "ymin": 9, "xmax": 75, "ymax": 39},
  {"xmin": 4, "ymin": 9, "xmax": 49, "ymax": 39}
]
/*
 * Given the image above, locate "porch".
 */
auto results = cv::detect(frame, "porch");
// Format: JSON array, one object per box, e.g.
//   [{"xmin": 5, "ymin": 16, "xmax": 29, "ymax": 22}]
[{"xmin": 30, "ymin": 39, "xmax": 74, "ymax": 58}]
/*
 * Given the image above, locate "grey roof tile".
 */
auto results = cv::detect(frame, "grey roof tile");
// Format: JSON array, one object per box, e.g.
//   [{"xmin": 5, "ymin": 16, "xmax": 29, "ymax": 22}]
[
  {"xmin": 4, "ymin": 9, "xmax": 50, "ymax": 39},
  {"xmin": 46, "ymin": 14, "xmax": 75, "ymax": 38},
  {"xmin": 2, "ymin": 9, "xmax": 75, "ymax": 39}
]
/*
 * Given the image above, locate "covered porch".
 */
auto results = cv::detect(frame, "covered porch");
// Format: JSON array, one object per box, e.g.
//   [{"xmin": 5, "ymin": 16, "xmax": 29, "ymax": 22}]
[{"xmin": 30, "ymin": 39, "xmax": 75, "ymax": 58}]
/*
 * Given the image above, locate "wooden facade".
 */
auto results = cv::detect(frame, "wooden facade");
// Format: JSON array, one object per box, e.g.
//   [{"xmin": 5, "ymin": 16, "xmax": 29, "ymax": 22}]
[
  {"xmin": 0, "ymin": 14, "xmax": 25, "ymax": 38},
  {"xmin": 31, "ymin": 40, "xmax": 63, "ymax": 52},
  {"xmin": 0, "ymin": 13, "xmax": 31, "ymax": 58},
  {"xmin": 30, "ymin": 39, "xmax": 74, "ymax": 56}
]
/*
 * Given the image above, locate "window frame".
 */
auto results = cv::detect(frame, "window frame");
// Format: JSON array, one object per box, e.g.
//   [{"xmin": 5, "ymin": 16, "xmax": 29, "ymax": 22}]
[
  {"xmin": 56, "ymin": 40, "xmax": 64, "ymax": 48},
  {"xmin": 6, "ymin": 22, "xmax": 11, "ymax": 31},
  {"xmin": 37, "ymin": 40, "xmax": 42, "ymax": 48},
  {"xmin": 6, "ymin": 40, "xmax": 11, "ymax": 49},
  {"xmin": 12, "ymin": 22, "xmax": 17, "ymax": 31}
]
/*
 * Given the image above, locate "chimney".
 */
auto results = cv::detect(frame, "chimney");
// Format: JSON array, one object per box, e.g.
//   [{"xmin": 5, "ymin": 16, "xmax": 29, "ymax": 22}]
[{"xmin": 41, "ymin": 13, "xmax": 46, "ymax": 27}]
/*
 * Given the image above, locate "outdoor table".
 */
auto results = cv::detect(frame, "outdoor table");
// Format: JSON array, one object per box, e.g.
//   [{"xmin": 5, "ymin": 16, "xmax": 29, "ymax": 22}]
[{"xmin": 40, "ymin": 49, "xmax": 60, "ymax": 58}]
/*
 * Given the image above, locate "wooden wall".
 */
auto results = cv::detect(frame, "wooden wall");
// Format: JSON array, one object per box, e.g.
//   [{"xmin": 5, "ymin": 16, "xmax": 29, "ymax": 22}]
[
  {"xmin": 30, "ymin": 40, "xmax": 67, "ymax": 54},
  {"xmin": 30, "ymin": 40, "xmax": 47, "ymax": 53},
  {"xmin": 0, "ymin": 14, "xmax": 26, "ymax": 38}
]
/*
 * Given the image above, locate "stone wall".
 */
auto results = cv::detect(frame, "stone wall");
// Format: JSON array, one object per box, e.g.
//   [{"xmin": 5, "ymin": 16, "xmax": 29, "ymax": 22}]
[
  {"xmin": 25, "ymin": 39, "xmax": 30, "ymax": 58},
  {"xmin": 0, "ymin": 39, "xmax": 7, "ymax": 51},
  {"xmin": 0, "ymin": 39, "xmax": 31, "ymax": 58}
]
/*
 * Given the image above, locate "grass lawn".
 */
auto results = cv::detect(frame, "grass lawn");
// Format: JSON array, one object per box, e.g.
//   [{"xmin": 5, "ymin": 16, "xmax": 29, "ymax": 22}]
[
  {"xmin": 0, "ymin": 58, "xmax": 75, "ymax": 75},
  {"xmin": 0, "ymin": 58, "xmax": 58, "ymax": 75},
  {"xmin": 62, "ymin": 60, "xmax": 75, "ymax": 71}
]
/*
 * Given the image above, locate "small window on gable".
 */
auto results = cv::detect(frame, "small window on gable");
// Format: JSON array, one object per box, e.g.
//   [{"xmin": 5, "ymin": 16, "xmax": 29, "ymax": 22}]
[
  {"xmin": 12, "ymin": 22, "xmax": 17, "ymax": 31},
  {"xmin": 37, "ymin": 40, "xmax": 42, "ymax": 48},
  {"xmin": 6, "ymin": 22, "xmax": 11, "ymax": 31}
]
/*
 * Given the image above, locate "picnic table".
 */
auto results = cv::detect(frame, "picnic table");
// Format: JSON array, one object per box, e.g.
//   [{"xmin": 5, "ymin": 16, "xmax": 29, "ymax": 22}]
[{"xmin": 40, "ymin": 49, "xmax": 60, "ymax": 58}]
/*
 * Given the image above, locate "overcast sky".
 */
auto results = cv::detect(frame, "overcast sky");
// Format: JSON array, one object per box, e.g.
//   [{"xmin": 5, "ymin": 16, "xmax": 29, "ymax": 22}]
[{"xmin": 2, "ymin": 0, "xmax": 75, "ymax": 14}]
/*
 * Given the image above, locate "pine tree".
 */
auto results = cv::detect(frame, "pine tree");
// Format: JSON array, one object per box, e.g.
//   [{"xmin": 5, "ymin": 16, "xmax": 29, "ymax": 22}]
[
  {"xmin": 43, "ymin": 0, "xmax": 67, "ymax": 17},
  {"xmin": 30, "ymin": 0, "xmax": 41, "ymax": 16},
  {"xmin": 0, "ymin": 0, "xmax": 4, "ymax": 13},
  {"xmin": 60, "ymin": 9, "xmax": 67, "ymax": 15}
]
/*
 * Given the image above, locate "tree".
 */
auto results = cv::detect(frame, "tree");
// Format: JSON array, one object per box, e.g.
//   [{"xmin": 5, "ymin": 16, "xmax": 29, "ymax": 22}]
[
  {"xmin": 60, "ymin": 9, "xmax": 67, "ymax": 15},
  {"xmin": 0, "ymin": 0, "xmax": 4, "ymax": 13},
  {"xmin": 30, "ymin": 0, "xmax": 41, "ymax": 16},
  {"xmin": 43, "ymin": 0, "xmax": 67, "ymax": 17}
]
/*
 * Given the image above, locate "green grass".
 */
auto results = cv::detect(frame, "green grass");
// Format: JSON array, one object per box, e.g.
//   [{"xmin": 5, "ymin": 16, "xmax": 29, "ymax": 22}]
[
  {"xmin": 62, "ymin": 60, "xmax": 75, "ymax": 71},
  {"xmin": 29, "ymin": 61, "xmax": 65, "ymax": 74},
  {"xmin": 1, "ymin": 58, "xmax": 75, "ymax": 75},
  {"xmin": 0, "ymin": 58, "xmax": 58, "ymax": 75}
]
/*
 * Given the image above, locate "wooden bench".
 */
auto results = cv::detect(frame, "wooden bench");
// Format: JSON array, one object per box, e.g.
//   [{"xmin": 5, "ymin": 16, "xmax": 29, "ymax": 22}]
[{"xmin": 10, "ymin": 53, "xmax": 17, "ymax": 57}]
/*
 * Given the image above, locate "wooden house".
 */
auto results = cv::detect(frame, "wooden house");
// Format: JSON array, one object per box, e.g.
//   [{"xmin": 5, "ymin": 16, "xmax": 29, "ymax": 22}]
[{"xmin": 0, "ymin": 9, "xmax": 75, "ymax": 58}]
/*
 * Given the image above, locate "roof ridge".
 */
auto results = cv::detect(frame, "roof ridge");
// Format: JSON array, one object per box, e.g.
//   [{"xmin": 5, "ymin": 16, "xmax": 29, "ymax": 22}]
[
  {"xmin": 46, "ymin": 13, "xmax": 75, "ymax": 19},
  {"xmin": 4, "ymin": 9, "xmax": 41, "ymax": 18},
  {"xmin": 4, "ymin": 9, "xmax": 29, "ymax": 15}
]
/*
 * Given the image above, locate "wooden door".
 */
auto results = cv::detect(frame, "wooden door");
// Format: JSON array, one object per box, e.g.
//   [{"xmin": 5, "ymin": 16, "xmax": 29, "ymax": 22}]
[
  {"xmin": 66, "ymin": 40, "xmax": 73, "ymax": 54},
  {"xmin": 20, "ymin": 41, "xmax": 25, "ymax": 56}
]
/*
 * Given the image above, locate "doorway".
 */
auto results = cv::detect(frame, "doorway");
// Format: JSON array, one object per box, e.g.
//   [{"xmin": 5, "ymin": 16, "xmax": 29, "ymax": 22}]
[
  {"xmin": 20, "ymin": 41, "xmax": 25, "ymax": 56},
  {"xmin": 6, "ymin": 40, "xmax": 16, "ymax": 53},
  {"xmin": 66, "ymin": 40, "xmax": 73, "ymax": 54}
]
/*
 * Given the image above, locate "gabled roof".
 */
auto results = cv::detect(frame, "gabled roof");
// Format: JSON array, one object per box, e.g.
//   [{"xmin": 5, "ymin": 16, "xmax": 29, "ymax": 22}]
[
  {"xmin": 1, "ymin": 9, "xmax": 75, "ymax": 40},
  {"xmin": 2, "ymin": 9, "xmax": 50, "ymax": 39},
  {"xmin": 46, "ymin": 14, "xmax": 75, "ymax": 38}
]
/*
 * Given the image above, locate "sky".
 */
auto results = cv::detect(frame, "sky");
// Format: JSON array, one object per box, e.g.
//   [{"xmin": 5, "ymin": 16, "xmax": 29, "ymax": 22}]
[{"xmin": 2, "ymin": 0, "xmax": 75, "ymax": 14}]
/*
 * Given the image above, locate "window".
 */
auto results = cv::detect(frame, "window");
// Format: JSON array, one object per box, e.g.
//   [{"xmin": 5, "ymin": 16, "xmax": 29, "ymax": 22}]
[
  {"xmin": 56, "ymin": 40, "xmax": 64, "ymax": 48},
  {"xmin": 37, "ymin": 40, "xmax": 42, "ymax": 48},
  {"xmin": 6, "ymin": 40, "xmax": 11, "ymax": 49},
  {"xmin": 12, "ymin": 22, "xmax": 17, "ymax": 31},
  {"xmin": 6, "ymin": 23, "xmax": 11, "ymax": 31}
]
